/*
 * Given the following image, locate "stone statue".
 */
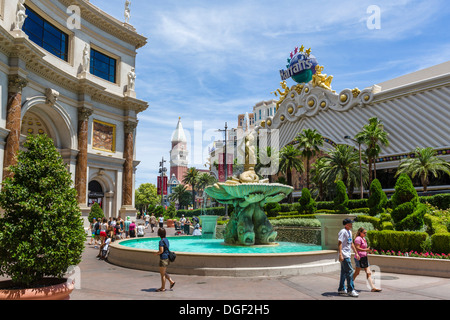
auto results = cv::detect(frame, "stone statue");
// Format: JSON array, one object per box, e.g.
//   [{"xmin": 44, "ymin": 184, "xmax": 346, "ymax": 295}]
[
  {"xmin": 124, "ymin": 0, "xmax": 131, "ymax": 24},
  {"xmin": 82, "ymin": 44, "xmax": 89, "ymax": 72},
  {"xmin": 127, "ymin": 68, "xmax": 136, "ymax": 91},
  {"xmin": 14, "ymin": 0, "xmax": 27, "ymax": 31},
  {"xmin": 205, "ymin": 124, "xmax": 292, "ymax": 246}
]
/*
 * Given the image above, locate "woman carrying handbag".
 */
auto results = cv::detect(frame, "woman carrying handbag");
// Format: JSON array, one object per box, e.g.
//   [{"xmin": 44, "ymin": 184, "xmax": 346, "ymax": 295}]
[
  {"xmin": 353, "ymin": 227, "xmax": 381, "ymax": 292},
  {"xmin": 154, "ymin": 228, "xmax": 175, "ymax": 292}
]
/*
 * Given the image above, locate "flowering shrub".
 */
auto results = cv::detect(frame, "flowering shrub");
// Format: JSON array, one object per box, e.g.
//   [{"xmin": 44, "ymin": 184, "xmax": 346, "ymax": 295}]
[{"xmin": 372, "ymin": 249, "xmax": 450, "ymax": 260}]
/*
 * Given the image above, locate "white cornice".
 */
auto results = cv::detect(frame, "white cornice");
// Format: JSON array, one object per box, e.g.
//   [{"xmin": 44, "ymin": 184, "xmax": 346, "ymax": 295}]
[
  {"xmin": 57, "ymin": 0, "xmax": 147, "ymax": 49},
  {"xmin": 0, "ymin": 30, "xmax": 148, "ymax": 114}
]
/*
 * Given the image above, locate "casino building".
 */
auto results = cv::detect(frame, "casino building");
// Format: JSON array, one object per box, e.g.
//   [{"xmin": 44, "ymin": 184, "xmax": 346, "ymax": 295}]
[
  {"xmin": 0, "ymin": 0, "xmax": 148, "ymax": 224},
  {"xmin": 264, "ymin": 52, "xmax": 450, "ymax": 196}
]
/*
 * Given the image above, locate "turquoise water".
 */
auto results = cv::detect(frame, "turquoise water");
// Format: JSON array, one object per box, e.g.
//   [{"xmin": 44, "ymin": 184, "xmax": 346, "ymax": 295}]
[{"xmin": 120, "ymin": 236, "xmax": 322, "ymax": 254}]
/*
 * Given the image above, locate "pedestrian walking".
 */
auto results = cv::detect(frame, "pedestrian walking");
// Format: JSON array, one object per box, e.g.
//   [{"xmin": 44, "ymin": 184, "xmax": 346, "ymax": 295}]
[
  {"xmin": 154, "ymin": 228, "xmax": 175, "ymax": 292},
  {"xmin": 150, "ymin": 213, "xmax": 157, "ymax": 232},
  {"xmin": 338, "ymin": 218, "xmax": 360, "ymax": 297},
  {"xmin": 145, "ymin": 213, "xmax": 150, "ymax": 227},
  {"xmin": 124, "ymin": 216, "xmax": 131, "ymax": 238},
  {"xmin": 158, "ymin": 214, "xmax": 164, "ymax": 229},
  {"xmin": 353, "ymin": 227, "xmax": 382, "ymax": 292},
  {"xmin": 99, "ymin": 217, "xmax": 108, "ymax": 246},
  {"xmin": 89, "ymin": 218, "xmax": 97, "ymax": 245}
]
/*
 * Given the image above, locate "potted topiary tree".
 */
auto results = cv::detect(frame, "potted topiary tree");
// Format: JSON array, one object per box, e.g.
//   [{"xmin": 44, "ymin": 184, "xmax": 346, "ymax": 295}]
[
  {"xmin": 0, "ymin": 134, "xmax": 85, "ymax": 300},
  {"xmin": 88, "ymin": 202, "xmax": 105, "ymax": 224}
]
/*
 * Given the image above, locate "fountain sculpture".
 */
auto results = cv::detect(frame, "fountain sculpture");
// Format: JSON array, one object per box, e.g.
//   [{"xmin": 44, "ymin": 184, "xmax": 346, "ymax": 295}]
[{"xmin": 205, "ymin": 119, "xmax": 293, "ymax": 246}]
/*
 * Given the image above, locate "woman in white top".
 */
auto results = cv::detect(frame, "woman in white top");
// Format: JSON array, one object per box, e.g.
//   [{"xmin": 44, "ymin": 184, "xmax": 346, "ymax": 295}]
[{"xmin": 158, "ymin": 215, "xmax": 164, "ymax": 228}]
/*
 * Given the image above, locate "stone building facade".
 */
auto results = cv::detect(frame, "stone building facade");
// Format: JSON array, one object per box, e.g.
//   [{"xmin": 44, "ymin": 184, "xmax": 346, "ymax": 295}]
[{"xmin": 0, "ymin": 0, "xmax": 148, "ymax": 225}]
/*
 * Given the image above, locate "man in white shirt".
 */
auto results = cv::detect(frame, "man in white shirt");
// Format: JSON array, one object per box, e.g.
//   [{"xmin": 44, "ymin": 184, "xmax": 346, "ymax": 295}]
[
  {"xmin": 180, "ymin": 215, "xmax": 186, "ymax": 235},
  {"xmin": 338, "ymin": 218, "xmax": 360, "ymax": 297}
]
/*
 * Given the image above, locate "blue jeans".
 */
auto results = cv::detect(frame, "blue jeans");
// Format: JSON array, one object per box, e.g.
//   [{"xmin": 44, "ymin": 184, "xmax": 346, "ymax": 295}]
[{"xmin": 338, "ymin": 258, "xmax": 355, "ymax": 292}]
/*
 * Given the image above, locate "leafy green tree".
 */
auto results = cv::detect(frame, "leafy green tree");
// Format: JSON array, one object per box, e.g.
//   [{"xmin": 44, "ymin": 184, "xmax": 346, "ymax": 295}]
[
  {"xmin": 334, "ymin": 180, "xmax": 349, "ymax": 214},
  {"xmin": 367, "ymin": 179, "xmax": 387, "ymax": 217},
  {"xmin": 88, "ymin": 202, "xmax": 104, "ymax": 223},
  {"xmin": 0, "ymin": 134, "xmax": 85, "ymax": 288},
  {"xmin": 298, "ymin": 188, "xmax": 317, "ymax": 214},
  {"xmin": 183, "ymin": 167, "xmax": 200, "ymax": 209},
  {"xmin": 396, "ymin": 147, "xmax": 450, "ymax": 192},
  {"xmin": 295, "ymin": 129, "xmax": 323, "ymax": 189},
  {"xmin": 135, "ymin": 183, "xmax": 160, "ymax": 213},
  {"xmin": 355, "ymin": 117, "xmax": 389, "ymax": 184},
  {"xmin": 166, "ymin": 202, "xmax": 177, "ymax": 219}
]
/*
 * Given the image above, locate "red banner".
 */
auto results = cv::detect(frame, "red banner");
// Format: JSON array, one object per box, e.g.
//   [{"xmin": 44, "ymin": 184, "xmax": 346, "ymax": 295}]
[
  {"xmin": 218, "ymin": 153, "xmax": 225, "ymax": 182},
  {"xmin": 163, "ymin": 176, "xmax": 168, "ymax": 195},
  {"xmin": 227, "ymin": 153, "xmax": 233, "ymax": 178},
  {"xmin": 157, "ymin": 176, "xmax": 161, "ymax": 195}
]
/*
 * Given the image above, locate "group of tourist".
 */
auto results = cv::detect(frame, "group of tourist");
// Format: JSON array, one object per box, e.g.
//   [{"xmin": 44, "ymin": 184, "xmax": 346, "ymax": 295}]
[{"xmin": 338, "ymin": 218, "xmax": 382, "ymax": 297}]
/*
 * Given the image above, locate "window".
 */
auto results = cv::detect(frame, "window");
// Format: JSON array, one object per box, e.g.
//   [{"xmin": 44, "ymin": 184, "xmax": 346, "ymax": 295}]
[
  {"xmin": 90, "ymin": 48, "xmax": 117, "ymax": 83},
  {"xmin": 22, "ymin": 6, "xmax": 68, "ymax": 61}
]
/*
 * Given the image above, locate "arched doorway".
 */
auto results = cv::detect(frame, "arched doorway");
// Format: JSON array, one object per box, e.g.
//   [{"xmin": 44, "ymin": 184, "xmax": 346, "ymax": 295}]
[{"xmin": 88, "ymin": 180, "xmax": 104, "ymax": 208}]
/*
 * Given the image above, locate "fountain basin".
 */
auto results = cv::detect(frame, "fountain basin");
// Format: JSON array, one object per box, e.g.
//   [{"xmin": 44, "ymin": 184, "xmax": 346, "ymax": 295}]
[{"xmin": 108, "ymin": 237, "xmax": 339, "ymax": 277}]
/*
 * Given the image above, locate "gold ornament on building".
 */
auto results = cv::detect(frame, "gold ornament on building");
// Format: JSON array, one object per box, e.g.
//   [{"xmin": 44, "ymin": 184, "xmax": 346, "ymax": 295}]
[
  {"xmin": 280, "ymin": 115, "xmax": 285, "ymax": 121},
  {"xmin": 352, "ymin": 87, "xmax": 361, "ymax": 98},
  {"xmin": 266, "ymin": 119, "xmax": 272, "ymax": 127},
  {"xmin": 311, "ymin": 65, "xmax": 334, "ymax": 92},
  {"xmin": 340, "ymin": 94, "xmax": 348, "ymax": 103},
  {"xmin": 308, "ymin": 99, "xmax": 315, "ymax": 107},
  {"xmin": 271, "ymin": 81, "xmax": 290, "ymax": 111},
  {"xmin": 288, "ymin": 106, "xmax": 294, "ymax": 114}
]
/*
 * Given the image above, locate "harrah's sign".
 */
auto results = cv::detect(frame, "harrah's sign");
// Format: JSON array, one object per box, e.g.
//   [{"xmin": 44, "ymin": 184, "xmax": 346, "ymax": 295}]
[{"xmin": 279, "ymin": 58, "xmax": 313, "ymax": 81}]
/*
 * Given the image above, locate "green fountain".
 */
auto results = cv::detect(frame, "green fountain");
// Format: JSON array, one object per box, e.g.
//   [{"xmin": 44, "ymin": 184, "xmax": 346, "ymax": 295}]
[{"xmin": 205, "ymin": 126, "xmax": 293, "ymax": 246}]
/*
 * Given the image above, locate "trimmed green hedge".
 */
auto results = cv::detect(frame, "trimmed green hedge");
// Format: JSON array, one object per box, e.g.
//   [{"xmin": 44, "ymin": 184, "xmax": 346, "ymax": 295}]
[
  {"xmin": 177, "ymin": 207, "xmax": 228, "ymax": 218},
  {"xmin": 367, "ymin": 230, "xmax": 428, "ymax": 252},
  {"xmin": 431, "ymin": 233, "xmax": 450, "ymax": 253}
]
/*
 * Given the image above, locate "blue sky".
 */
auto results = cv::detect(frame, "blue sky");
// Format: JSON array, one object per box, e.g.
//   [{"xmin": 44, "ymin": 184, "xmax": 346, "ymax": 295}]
[{"xmin": 90, "ymin": 0, "xmax": 450, "ymax": 187}]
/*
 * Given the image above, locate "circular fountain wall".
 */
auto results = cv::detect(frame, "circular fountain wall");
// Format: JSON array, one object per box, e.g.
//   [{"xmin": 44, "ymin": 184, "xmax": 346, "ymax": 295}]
[{"xmin": 108, "ymin": 236, "xmax": 339, "ymax": 277}]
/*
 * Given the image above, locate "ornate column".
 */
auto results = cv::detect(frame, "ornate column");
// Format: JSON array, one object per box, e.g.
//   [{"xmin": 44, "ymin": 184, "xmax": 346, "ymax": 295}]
[
  {"xmin": 119, "ymin": 120, "xmax": 137, "ymax": 218},
  {"xmin": 3, "ymin": 75, "xmax": 28, "ymax": 180},
  {"xmin": 75, "ymin": 107, "xmax": 93, "ymax": 206},
  {"xmin": 122, "ymin": 120, "xmax": 137, "ymax": 206}
]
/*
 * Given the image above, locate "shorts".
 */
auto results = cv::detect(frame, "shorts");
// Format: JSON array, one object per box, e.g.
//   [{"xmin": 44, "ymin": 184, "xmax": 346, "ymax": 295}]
[
  {"xmin": 159, "ymin": 259, "xmax": 170, "ymax": 267},
  {"xmin": 354, "ymin": 257, "xmax": 369, "ymax": 268},
  {"xmin": 100, "ymin": 231, "xmax": 107, "ymax": 238}
]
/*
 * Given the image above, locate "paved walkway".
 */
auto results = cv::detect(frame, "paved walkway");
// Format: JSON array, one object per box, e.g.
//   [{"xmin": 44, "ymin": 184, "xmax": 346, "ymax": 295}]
[{"xmin": 70, "ymin": 224, "xmax": 450, "ymax": 301}]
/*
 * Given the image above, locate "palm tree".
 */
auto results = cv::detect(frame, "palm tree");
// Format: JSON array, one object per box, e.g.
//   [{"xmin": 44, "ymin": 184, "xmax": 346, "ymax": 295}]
[
  {"xmin": 169, "ymin": 184, "xmax": 189, "ymax": 209},
  {"xmin": 396, "ymin": 147, "xmax": 450, "ymax": 192},
  {"xmin": 320, "ymin": 144, "xmax": 369, "ymax": 198},
  {"xmin": 279, "ymin": 145, "xmax": 304, "ymax": 202},
  {"xmin": 183, "ymin": 167, "xmax": 200, "ymax": 209},
  {"xmin": 355, "ymin": 117, "xmax": 389, "ymax": 185},
  {"xmin": 311, "ymin": 157, "xmax": 328, "ymax": 201},
  {"xmin": 197, "ymin": 173, "xmax": 217, "ymax": 195},
  {"xmin": 295, "ymin": 129, "xmax": 323, "ymax": 189}
]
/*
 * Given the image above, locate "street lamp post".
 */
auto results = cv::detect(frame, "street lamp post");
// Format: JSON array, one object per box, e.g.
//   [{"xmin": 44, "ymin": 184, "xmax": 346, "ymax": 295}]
[
  {"xmin": 217, "ymin": 122, "xmax": 229, "ymax": 216},
  {"xmin": 158, "ymin": 157, "xmax": 167, "ymax": 206},
  {"xmin": 344, "ymin": 136, "xmax": 364, "ymax": 199}
]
